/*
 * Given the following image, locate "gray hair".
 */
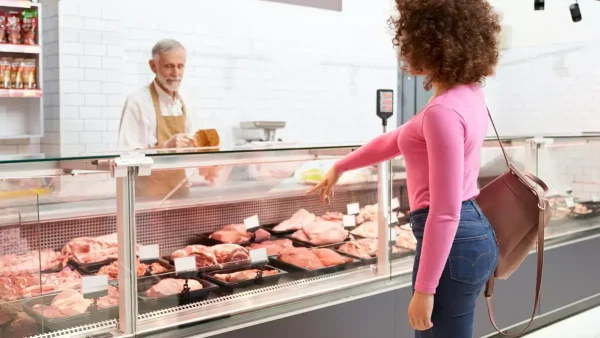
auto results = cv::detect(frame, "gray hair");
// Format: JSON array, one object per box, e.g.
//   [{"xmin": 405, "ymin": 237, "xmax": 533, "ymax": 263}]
[{"xmin": 151, "ymin": 39, "xmax": 186, "ymax": 58}]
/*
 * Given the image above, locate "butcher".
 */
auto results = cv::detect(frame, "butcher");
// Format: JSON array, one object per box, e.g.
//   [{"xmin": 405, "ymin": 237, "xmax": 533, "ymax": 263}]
[{"xmin": 117, "ymin": 39, "xmax": 219, "ymax": 198}]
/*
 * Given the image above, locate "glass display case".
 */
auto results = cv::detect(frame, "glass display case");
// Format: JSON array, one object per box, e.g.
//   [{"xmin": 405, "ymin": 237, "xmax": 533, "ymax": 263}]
[{"xmin": 0, "ymin": 137, "xmax": 599, "ymax": 338}]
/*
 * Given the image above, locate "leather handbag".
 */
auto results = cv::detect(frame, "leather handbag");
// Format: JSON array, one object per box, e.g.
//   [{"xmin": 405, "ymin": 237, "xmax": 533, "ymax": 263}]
[{"xmin": 475, "ymin": 109, "xmax": 552, "ymax": 336}]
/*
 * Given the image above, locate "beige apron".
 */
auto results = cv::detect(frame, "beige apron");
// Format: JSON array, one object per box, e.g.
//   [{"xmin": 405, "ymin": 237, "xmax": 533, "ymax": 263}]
[{"xmin": 135, "ymin": 83, "xmax": 190, "ymax": 199}]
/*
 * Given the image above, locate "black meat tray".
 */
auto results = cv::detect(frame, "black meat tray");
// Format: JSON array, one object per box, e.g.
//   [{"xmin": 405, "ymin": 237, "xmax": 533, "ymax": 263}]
[
  {"xmin": 73, "ymin": 258, "xmax": 173, "ymax": 277},
  {"xmin": 568, "ymin": 201, "xmax": 600, "ymax": 220},
  {"xmin": 193, "ymin": 228, "xmax": 275, "ymax": 246},
  {"xmin": 162, "ymin": 255, "xmax": 252, "ymax": 274},
  {"xmin": 269, "ymin": 253, "xmax": 360, "ymax": 277},
  {"xmin": 260, "ymin": 223, "xmax": 300, "ymax": 236},
  {"xmin": 22, "ymin": 293, "xmax": 118, "ymax": 332},
  {"xmin": 285, "ymin": 231, "xmax": 353, "ymax": 248},
  {"xmin": 68, "ymin": 258, "xmax": 117, "ymax": 272},
  {"xmin": 328, "ymin": 242, "xmax": 415, "ymax": 264},
  {"xmin": 247, "ymin": 239, "xmax": 310, "ymax": 257},
  {"xmin": 137, "ymin": 274, "xmax": 218, "ymax": 313},
  {"xmin": 203, "ymin": 265, "xmax": 288, "ymax": 294}
]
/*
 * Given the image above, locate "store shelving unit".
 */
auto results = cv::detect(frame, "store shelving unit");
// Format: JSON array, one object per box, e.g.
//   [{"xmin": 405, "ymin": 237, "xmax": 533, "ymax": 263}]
[{"xmin": 0, "ymin": 0, "xmax": 43, "ymax": 140}]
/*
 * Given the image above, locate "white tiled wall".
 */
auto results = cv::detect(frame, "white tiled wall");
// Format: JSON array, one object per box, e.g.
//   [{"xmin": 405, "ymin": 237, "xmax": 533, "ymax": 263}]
[
  {"xmin": 56, "ymin": 0, "xmax": 399, "ymax": 153},
  {"xmin": 41, "ymin": 0, "xmax": 60, "ymax": 154}
]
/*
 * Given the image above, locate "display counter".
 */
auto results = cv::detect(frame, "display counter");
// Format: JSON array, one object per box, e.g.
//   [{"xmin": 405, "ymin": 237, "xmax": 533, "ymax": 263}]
[{"xmin": 0, "ymin": 136, "xmax": 597, "ymax": 338}]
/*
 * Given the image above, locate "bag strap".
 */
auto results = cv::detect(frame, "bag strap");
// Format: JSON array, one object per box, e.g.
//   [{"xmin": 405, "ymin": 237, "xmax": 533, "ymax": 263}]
[{"xmin": 484, "ymin": 108, "xmax": 546, "ymax": 336}]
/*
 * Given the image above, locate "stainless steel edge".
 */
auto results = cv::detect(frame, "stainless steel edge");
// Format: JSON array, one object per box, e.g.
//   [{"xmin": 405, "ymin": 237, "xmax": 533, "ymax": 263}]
[{"xmin": 0, "ymin": 160, "xmax": 62, "ymax": 178}]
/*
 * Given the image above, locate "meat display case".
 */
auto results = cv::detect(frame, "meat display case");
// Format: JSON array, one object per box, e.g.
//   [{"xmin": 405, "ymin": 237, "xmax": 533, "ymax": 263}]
[{"xmin": 0, "ymin": 136, "xmax": 599, "ymax": 338}]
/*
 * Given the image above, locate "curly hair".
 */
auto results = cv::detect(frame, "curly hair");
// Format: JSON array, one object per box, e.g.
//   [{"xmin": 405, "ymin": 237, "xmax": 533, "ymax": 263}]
[{"xmin": 390, "ymin": 0, "xmax": 501, "ymax": 91}]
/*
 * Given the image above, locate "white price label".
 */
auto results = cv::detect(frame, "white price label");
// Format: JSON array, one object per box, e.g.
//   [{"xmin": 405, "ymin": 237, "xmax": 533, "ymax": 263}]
[
  {"xmin": 391, "ymin": 197, "xmax": 400, "ymax": 210},
  {"xmin": 139, "ymin": 244, "xmax": 160, "ymax": 260},
  {"xmin": 174, "ymin": 256, "xmax": 196, "ymax": 273},
  {"xmin": 391, "ymin": 212, "xmax": 399, "ymax": 224},
  {"xmin": 250, "ymin": 248, "xmax": 269, "ymax": 263},
  {"xmin": 244, "ymin": 215, "xmax": 260, "ymax": 230},
  {"xmin": 81, "ymin": 275, "xmax": 108, "ymax": 295},
  {"xmin": 347, "ymin": 203, "xmax": 360, "ymax": 215},
  {"xmin": 566, "ymin": 198, "xmax": 575, "ymax": 208},
  {"xmin": 593, "ymin": 194, "xmax": 600, "ymax": 203},
  {"xmin": 343, "ymin": 215, "xmax": 356, "ymax": 228}
]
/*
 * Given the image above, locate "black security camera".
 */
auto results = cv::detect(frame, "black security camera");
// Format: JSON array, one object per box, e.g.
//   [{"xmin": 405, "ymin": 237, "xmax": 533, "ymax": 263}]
[
  {"xmin": 570, "ymin": 3, "xmax": 582, "ymax": 22},
  {"xmin": 534, "ymin": 0, "xmax": 545, "ymax": 10}
]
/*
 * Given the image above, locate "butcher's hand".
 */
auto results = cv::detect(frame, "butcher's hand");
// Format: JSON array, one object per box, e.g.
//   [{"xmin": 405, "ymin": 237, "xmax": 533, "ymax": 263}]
[
  {"xmin": 199, "ymin": 166, "xmax": 220, "ymax": 184},
  {"xmin": 306, "ymin": 167, "xmax": 342, "ymax": 205},
  {"xmin": 162, "ymin": 134, "xmax": 195, "ymax": 149},
  {"xmin": 408, "ymin": 290, "xmax": 434, "ymax": 331}
]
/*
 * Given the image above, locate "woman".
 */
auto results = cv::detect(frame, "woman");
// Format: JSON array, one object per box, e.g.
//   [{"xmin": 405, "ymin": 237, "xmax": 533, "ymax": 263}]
[{"xmin": 309, "ymin": 0, "xmax": 502, "ymax": 337}]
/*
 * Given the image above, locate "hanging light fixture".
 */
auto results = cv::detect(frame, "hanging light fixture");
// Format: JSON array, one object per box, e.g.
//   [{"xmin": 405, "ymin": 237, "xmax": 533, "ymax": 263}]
[
  {"xmin": 570, "ymin": 1, "xmax": 582, "ymax": 22},
  {"xmin": 534, "ymin": 0, "xmax": 545, "ymax": 10}
]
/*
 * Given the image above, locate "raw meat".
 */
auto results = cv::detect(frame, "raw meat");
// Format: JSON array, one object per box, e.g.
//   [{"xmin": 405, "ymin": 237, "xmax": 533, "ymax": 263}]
[
  {"xmin": 0, "ymin": 267, "xmax": 81, "ymax": 301},
  {"xmin": 338, "ymin": 239, "xmax": 379, "ymax": 259},
  {"xmin": 350, "ymin": 221, "xmax": 378, "ymax": 238},
  {"xmin": 213, "ymin": 269, "xmax": 279, "ymax": 283},
  {"xmin": 97, "ymin": 259, "xmax": 148, "ymax": 279},
  {"xmin": 278, "ymin": 247, "xmax": 324, "ymax": 270},
  {"xmin": 395, "ymin": 227, "xmax": 417, "ymax": 250},
  {"xmin": 319, "ymin": 211, "xmax": 343, "ymax": 225},
  {"xmin": 170, "ymin": 245, "xmax": 218, "ymax": 268},
  {"xmin": 312, "ymin": 248, "xmax": 353, "ymax": 266},
  {"xmin": 291, "ymin": 220, "xmax": 349, "ymax": 246},
  {"xmin": 0, "ymin": 250, "xmax": 66, "ymax": 276},
  {"xmin": 273, "ymin": 209, "xmax": 316, "ymax": 232},
  {"xmin": 253, "ymin": 228, "xmax": 271, "ymax": 242},
  {"xmin": 150, "ymin": 262, "xmax": 168, "ymax": 274},
  {"xmin": 356, "ymin": 204, "xmax": 378, "ymax": 224},
  {"xmin": 212, "ymin": 244, "xmax": 249, "ymax": 263},
  {"xmin": 146, "ymin": 278, "xmax": 202, "ymax": 298},
  {"xmin": 249, "ymin": 239, "xmax": 294, "ymax": 256},
  {"xmin": 210, "ymin": 224, "xmax": 252, "ymax": 244},
  {"xmin": 97, "ymin": 286, "xmax": 119, "ymax": 309},
  {"xmin": 32, "ymin": 289, "xmax": 93, "ymax": 319},
  {"xmin": 3, "ymin": 312, "xmax": 37, "ymax": 337},
  {"xmin": 62, "ymin": 233, "xmax": 119, "ymax": 264}
]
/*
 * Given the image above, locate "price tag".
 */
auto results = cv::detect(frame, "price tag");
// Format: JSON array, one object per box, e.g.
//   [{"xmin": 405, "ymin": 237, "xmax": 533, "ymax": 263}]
[
  {"xmin": 81, "ymin": 275, "xmax": 108, "ymax": 295},
  {"xmin": 343, "ymin": 215, "xmax": 356, "ymax": 228},
  {"xmin": 250, "ymin": 248, "xmax": 269, "ymax": 264},
  {"xmin": 593, "ymin": 194, "xmax": 600, "ymax": 203},
  {"xmin": 391, "ymin": 197, "xmax": 400, "ymax": 210},
  {"xmin": 174, "ymin": 256, "xmax": 196, "ymax": 273},
  {"xmin": 244, "ymin": 215, "xmax": 260, "ymax": 230},
  {"xmin": 347, "ymin": 202, "xmax": 360, "ymax": 215},
  {"xmin": 566, "ymin": 198, "xmax": 575, "ymax": 208},
  {"xmin": 390, "ymin": 212, "xmax": 399, "ymax": 224},
  {"xmin": 139, "ymin": 244, "xmax": 159, "ymax": 260}
]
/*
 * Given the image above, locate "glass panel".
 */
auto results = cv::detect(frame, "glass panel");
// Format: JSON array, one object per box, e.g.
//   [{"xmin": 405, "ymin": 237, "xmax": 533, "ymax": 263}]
[
  {"xmin": 0, "ymin": 180, "xmax": 42, "ymax": 338},
  {"xmin": 538, "ymin": 138, "xmax": 600, "ymax": 242},
  {"xmin": 133, "ymin": 155, "xmax": 387, "ymax": 334},
  {"xmin": 30, "ymin": 173, "xmax": 122, "ymax": 336}
]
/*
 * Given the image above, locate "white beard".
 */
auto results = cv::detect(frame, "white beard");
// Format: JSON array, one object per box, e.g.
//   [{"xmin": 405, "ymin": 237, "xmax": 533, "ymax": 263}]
[{"xmin": 156, "ymin": 74, "xmax": 182, "ymax": 93}]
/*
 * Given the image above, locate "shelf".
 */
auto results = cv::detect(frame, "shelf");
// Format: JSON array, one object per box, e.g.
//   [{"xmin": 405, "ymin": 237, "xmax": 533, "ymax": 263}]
[
  {"xmin": 0, "ymin": 88, "xmax": 42, "ymax": 97},
  {"xmin": 0, "ymin": 44, "xmax": 41, "ymax": 54},
  {"xmin": 0, "ymin": 0, "xmax": 34, "ymax": 8}
]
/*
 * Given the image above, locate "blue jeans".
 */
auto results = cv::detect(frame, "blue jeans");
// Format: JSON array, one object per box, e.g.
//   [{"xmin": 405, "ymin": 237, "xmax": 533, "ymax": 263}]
[{"xmin": 410, "ymin": 200, "xmax": 499, "ymax": 338}]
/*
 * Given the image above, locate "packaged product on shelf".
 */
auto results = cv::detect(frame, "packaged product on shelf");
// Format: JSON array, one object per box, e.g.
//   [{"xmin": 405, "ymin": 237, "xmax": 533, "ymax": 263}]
[
  {"xmin": 21, "ymin": 58, "xmax": 36, "ymax": 89},
  {"xmin": 20, "ymin": 9, "xmax": 37, "ymax": 45},
  {"xmin": 6, "ymin": 11, "xmax": 20, "ymax": 44},
  {"xmin": 10, "ymin": 57, "xmax": 23, "ymax": 89},
  {"xmin": 0, "ymin": 57, "xmax": 11, "ymax": 89},
  {"xmin": 0, "ymin": 12, "xmax": 7, "ymax": 43}
]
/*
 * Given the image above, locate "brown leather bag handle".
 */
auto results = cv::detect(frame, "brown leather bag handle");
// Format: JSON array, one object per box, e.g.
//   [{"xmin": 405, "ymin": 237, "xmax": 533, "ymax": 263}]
[{"xmin": 484, "ymin": 108, "xmax": 546, "ymax": 337}]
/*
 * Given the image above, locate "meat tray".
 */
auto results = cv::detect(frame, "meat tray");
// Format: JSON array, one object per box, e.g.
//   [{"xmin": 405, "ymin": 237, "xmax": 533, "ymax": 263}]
[
  {"xmin": 162, "ymin": 255, "xmax": 252, "ymax": 274},
  {"xmin": 284, "ymin": 234, "xmax": 352, "ymax": 248},
  {"xmin": 22, "ymin": 293, "xmax": 118, "ymax": 332},
  {"xmin": 259, "ymin": 223, "xmax": 297, "ymax": 236},
  {"xmin": 269, "ymin": 255, "xmax": 360, "ymax": 277},
  {"xmin": 202, "ymin": 265, "xmax": 288, "ymax": 293},
  {"xmin": 568, "ymin": 201, "xmax": 600, "ymax": 220},
  {"xmin": 137, "ymin": 274, "xmax": 219, "ymax": 314},
  {"xmin": 68, "ymin": 258, "xmax": 117, "ymax": 272},
  {"xmin": 72, "ymin": 258, "xmax": 173, "ymax": 278},
  {"xmin": 193, "ymin": 228, "xmax": 275, "ymax": 246},
  {"xmin": 327, "ymin": 243, "xmax": 415, "ymax": 265}
]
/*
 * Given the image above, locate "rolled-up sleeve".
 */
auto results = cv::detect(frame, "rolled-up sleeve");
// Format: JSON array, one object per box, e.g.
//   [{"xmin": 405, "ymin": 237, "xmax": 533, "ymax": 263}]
[
  {"xmin": 414, "ymin": 104, "xmax": 466, "ymax": 294},
  {"xmin": 117, "ymin": 97, "xmax": 149, "ymax": 150}
]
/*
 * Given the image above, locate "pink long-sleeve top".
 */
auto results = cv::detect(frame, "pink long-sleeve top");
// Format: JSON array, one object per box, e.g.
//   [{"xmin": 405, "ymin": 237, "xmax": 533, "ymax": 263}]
[{"xmin": 335, "ymin": 84, "xmax": 488, "ymax": 294}]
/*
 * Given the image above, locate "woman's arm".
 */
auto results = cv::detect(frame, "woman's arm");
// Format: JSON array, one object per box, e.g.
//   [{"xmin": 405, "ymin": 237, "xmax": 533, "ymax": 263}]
[
  {"xmin": 334, "ymin": 127, "xmax": 403, "ymax": 173},
  {"xmin": 414, "ymin": 105, "xmax": 466, "ymax": 294}
]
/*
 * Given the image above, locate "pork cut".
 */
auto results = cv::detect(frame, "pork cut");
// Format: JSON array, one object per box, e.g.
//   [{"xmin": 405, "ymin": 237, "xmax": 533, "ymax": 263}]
[
  {"xmin": 253, "ymin": 228, "xmax": 271, "ymax": 242},
  {"xmin": 338, "ymin": 239, "xmax": 379, "ymax": 259},
  {"xmin": 97, "ymin": 259, "xmax": 148, "ymax": 279},
  {"xmin": 209, "ymin": 224, "xmax": 252, "ymax": 244},
  {"xmin": 278, "ymin": 247, "xmax": 324, "ymax": 270},
  {"xmin": 32, "ymin": 289, "xmax": 93, "ymax": 319},
  {"xmin": 146, "ymin": 278, "xmax": 202, "ymax": 298},
  {"xmin": 170, "ymin": 245, "xmax": 218, "ymax": 268},
  {"xmin": 291, "ymin": 220, "xmax": 349, "ymax": 246},
  {"xmin": 356, "ymin": 204, "xmax": 378, "ymax": 225},
  {"xmin": 395, "ymin": 227, "xmax": 417, "ymax": 250},
  {"xmin": 211, "ymin": 244, "xmax": 249, "ymax": 263},
  {"xmin": 350, "ymin": 220, "xmax": 378, "ymax": 238},
  {"xmin": 0, "ymin": 267, "xmax": 81, "ymax": 301},
  {"xmin": 97, "ymin": 286, "xmax": 119, "ymax": 309},
  {"xmin": 0, "ymin": 250, "xmax": 66, "ymax": 277},
  {"xmin": 62, "ymin": 233, "xmax": 119, "ymax": 264},
  {"xmin": 311, "ymin": 248, "xmax": 353, "ymax": 266},
  {"xmin": 249, "ymin": 239, "xmax": 294, "ymax": 256},
  {"xmin": 273, "ymin": 209, "xmax": 316, "ymax": 232},
  {"xmin": 213, "ymin": 269, "xmax": 279, "ymax": 283},
  {"xmin": 319, "ymin": 211, "xmax": 344, "ymax": 225}
]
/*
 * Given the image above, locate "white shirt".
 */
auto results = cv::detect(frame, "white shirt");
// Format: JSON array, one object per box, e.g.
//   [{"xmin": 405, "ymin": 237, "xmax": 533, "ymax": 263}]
[{"xmin": 117, "ymin": 81, "xmax": 194, "ymax": 150}]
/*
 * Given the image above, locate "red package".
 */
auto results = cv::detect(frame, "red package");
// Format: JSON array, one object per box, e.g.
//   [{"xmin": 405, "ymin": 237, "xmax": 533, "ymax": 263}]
[
  {"xmin": 21, "ymin": 9, "xmax": 37, "ymax": 45},
  {"xmin": 6, "ymin": 11, "xmax": 20, "ymax": 44},
  {"xmin": 0, "ymin": 12, "xmax": 7, "ymax": 44}
]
